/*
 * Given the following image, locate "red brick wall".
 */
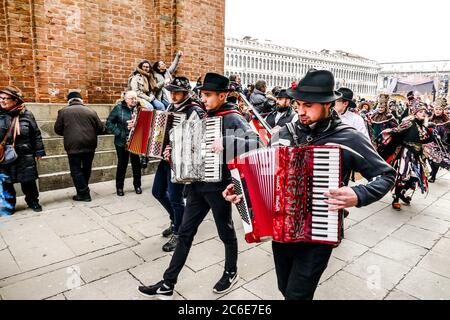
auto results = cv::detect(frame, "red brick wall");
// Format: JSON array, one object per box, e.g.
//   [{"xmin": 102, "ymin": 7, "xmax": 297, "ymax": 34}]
[{"xmin": 0, "ymin": 0, "xmax": 225, "ymax": 103}]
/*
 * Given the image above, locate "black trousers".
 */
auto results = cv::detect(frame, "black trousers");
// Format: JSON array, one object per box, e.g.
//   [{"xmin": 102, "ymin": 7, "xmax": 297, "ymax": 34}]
[
  {"xmin": 430, "ymin": 161, "xmax": 440, "ymax": 180},
  {"xmin": 68, "ymin": 152, "xmax": 95, "ymax": 194},
  {"xmin": 2, "ymin": 180, "xmax": 40, "ymax": 209},
  {"xmin": 163, "ymin": 184, "xmax": 238, "ymax": 285},
  {"xmin": 115, "ymin": 146, "xmax": 141, "ymax": 189},
  {"xmin": 272, "ymin": 241, "xmax": 333, "ymax": 300}
]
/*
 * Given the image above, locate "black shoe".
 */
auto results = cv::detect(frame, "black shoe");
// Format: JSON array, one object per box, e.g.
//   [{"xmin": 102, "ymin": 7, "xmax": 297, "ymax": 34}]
[
  {"xmin": 162, "ymin": 235, "xmax": 178, "ymax": 252},
  {"xmin": 162, "ymin": 224, "xmax": 174, "ymax": 238},
  {"xmin": 28, "ymin": 201, "xmax": 42, "ymax": 212},
  {"xmin": 135, "ymin": 187, "xmax": 142, "ymax": 194},
  {"xmin": 116, "ymin": 189, "xmax": 124, "ymax": 196},
  {"xmin": 428, "ymin": 177, "xmax": 436, "ymax": 183},
  {"xmin": 137, "ymin": 280, "xmax": 174, "ymax": 300},
  {"xmin": 72, "ymin": 193, "xmax": 92, "ymax": 202},
  {"xmin": 213, "ymin": 270, "xmax": 239, "ymax": 294}
]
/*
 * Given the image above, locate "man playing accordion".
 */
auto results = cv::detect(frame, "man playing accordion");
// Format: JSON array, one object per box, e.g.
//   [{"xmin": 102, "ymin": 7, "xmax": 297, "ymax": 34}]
[{"xmin": 223, "ymin": 69, "xmax": 396, "ymax": 300}]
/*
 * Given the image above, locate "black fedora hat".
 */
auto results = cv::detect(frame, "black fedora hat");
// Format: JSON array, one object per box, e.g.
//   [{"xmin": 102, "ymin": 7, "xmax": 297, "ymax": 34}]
[
  {"xmin": 276, "ymin": 89, "xmax": 292, "ymax": 99},
  {"xmin": 287, "ymin": 69, "xmax": 342, "ymax": 103},
  {"xmin": 197, "ymin": 73, "xmax": 232, "ymax": 92},
  {"xmin": 337, "ymin": 87, "xmax": 356, "ymax": 110},
  {"xmin": 166, "ymin": 76, "xmax": 191, "ymax": 92}
]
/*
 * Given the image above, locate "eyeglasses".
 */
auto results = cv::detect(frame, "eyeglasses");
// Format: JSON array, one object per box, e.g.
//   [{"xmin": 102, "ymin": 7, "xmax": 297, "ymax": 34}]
[{"xmin": 0, "ymin": 97, "xmax": 13, "ymax": 101}]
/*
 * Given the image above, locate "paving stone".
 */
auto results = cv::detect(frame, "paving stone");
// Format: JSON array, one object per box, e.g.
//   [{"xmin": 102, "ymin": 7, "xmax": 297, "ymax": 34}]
[
  {"xmin": 219, "ymin": 287, "xmax": 262, "ymax": 300},
  {"xmin": 0, "ymin": 249, "xmax": 21, "ymax": 280},
  {"xmin": 130, "ymin": 237, "xmax": 170, "ymax": 262},
  {"xmin": 397, "ymin": 267, "xmax": 450, "ymax": 300},
  {"xmin": 407, "ymin": 215, "xmax": 450, "ymax": 234},
  {"xmin": 344, "ymin": 224, "xmax": 389, "ymax": 248},
  {"xmin": 421, "ymin": 200, "xmax": 450, "ymax": 221},
  {"xmin": 77, "ymin": 249, "xmax": 143, "ymax": 283},
  {"xmin": 220, "ymin": 247, "xmax": 274, "ymax": 282},
  {"xmin": 101, "ymin": 198, "xmax": 147, "ymax": 215},
  {"xmin": 391, "ymin": 224, "xmax": 441, "ymax": 249},
  {"xmin": 332, "ymin": 239, "xmax": 369, "ymax": 263},
  {"xmin": 0, "ymin": 267, "xmax": 85, "ymax": 300},
  {"xmin": 257, "ymin": 241, "xmax": 273, "ymax": 254},
  {"xmin": 62, "ymin": 229, "xmax": 121, "ymax": 256},
  {"xmin": 359, "ymin": 211, "xmax": 412, "ymax": 234},
  {"xmin": 129, "ymin": 255, "xmax": 191, "ymax": 285},
  {"xmin": 235, "ymin": 227, "xmax": 263, "ymax": 253},
  {"xmin": 107, "ymin": 212, "xmax": 149, "ymax": 228},
  {"xmin": 417, "ymin": 251, "xmax": 450, "ymax": 279},
  {"xmin": 243, "ymin": 269, "xmax": 284, "ymax": 300},
  {"xmin": 384, "ymin": 289, "xmax": 418, "ymax": 300},
  {"xmin": 0, "ymin": 236, "xmax": 7, "ymax": 251},
  {"xmin": 343, "ymin": 218, "xmax": 358, "ymax": 230},
  {"xmin": 64, "ymin": 271, "xmax": 145, "ymax": 300},
  {"xmin": 315, "ymin": 270, "xmax": 388, "ymax": 300},
  {"xmin": 42, "ymin": 208, "xmax": 102, "ymax": 237},
  {"xmin": 0, "ymin": 218, "xmax": 75, "ymax": 271},
  {"xmin": 319, "ymin": 256, "xmax": 347, "ymax": 284},
  {"xmin": 432, "ymin": 237, "xmax": 450, "ymax": 255},
  {"xmin": 344, "ymin": 251, "xmax": 411, "ymax": 291},
  {"xmin": 345, "ymin": 201, "xmax": 385, "ymax": 222},
  {"xmin": 130, "ymin": 214, "xmax": 171, "ymax": 238},
  {"xmin": 45, "ymin": 294, "xmax": 67, "ymax": 300},
  {"xmin": 371, "ymin": 237, "xmax": 428, "ymax": 267},
  {"xmin": 185, "ymin": 239, "xmax": 227, "ymax": 272}
]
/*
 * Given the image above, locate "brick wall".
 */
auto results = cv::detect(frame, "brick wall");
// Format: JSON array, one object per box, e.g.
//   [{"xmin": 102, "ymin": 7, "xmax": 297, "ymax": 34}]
[{"xmin": 0, "ymin": 0, "xmax": 225, "ymax": 104}]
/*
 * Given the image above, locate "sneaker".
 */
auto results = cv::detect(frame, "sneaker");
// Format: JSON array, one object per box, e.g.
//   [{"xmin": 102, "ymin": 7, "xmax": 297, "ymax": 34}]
[
  {"xmin": 137, "ymin": 280, "xmax": 174, "ymax": 300},
  {"xmin": 28, "ymin": 202, "xmax": 42, "ymax": 212},
  {"xmin": 392, "ymin": 202, "xmax": 401, "ymax": 211},
  {"xmin": 162, "ymin": 235, "xmax": 178, "ymax": 252},
  {"xmin": 213, "ymin": 270, "xmax": 239, "ymax": 294},
  {"xmin": 162, "ymin": 224, "xmax": 174, "ymax": 238}
]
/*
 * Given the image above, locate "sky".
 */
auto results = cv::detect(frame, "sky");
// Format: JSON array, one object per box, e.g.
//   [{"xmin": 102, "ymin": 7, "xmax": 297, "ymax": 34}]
[{"xmin": 225, "ymin": 0, "xmax": 450, "ymax": 63}]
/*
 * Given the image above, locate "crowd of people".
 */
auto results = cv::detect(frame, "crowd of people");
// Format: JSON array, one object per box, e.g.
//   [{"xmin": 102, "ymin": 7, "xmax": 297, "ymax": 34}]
[{"xmin": 1, "ymin": 55, "xmax": 449, "ymax": 300}]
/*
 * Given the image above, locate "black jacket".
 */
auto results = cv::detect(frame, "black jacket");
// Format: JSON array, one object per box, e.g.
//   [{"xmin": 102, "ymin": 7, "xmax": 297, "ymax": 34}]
[
  {"xmin": 192, "ymin": 102, "xmax": 259, "ymax": 193},
  {"xmin": 271, "ymin": 113, "xmax": 396, "ymax": 208},
  {"xmin": 265, "ymin": 107, "xmax": 296, "ymax": 128},
  {"xmin": 54, "ymin": 101, "xmax": 105, "ymax": 154},
  {"xmin": 106, "ymin": 101, "xmax": 138, "ymax": 148},
  {"xmin": 0, "ymin": 108, "xmax": 46, "ymax": 183},
  {"xmin": 166, "ymin": 98, "xmax": 205, "ymax": 120}
]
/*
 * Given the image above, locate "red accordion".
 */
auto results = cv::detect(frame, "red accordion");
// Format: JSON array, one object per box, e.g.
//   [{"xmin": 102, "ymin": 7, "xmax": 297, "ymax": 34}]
[
  {"xmin": 126, "ymin": 109, "xmax": 185, "ymax": 158},
  {"xmin": 228, "ymin": 145, "xmax": 342, "ymax": 245}
]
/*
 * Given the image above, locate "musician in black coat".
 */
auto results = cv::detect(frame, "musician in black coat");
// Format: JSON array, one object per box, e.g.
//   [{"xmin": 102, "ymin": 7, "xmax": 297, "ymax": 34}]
[
  {"xmin": 264, "ymin": 89, "xmax": 297, "ymax": 131},
  {"xmin": 223, "ymin": 69, "xmax": 396, "ymax": 300},
  {"xmin": 138, "ymin": 73, "xmax": 258, "ymax": 300},
  {"xmin": 151, "ymin": 77, "xmax": 205, "ymax": 253}
]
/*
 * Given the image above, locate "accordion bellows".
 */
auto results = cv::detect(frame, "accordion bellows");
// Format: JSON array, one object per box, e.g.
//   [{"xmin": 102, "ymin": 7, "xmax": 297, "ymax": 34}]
[
  {"xmin": 228, "ymin": 145, "xmax": 343, "ymax": 245},
  {"xmin": 170, "ymin": 117, "xmax": 223, "ymax": 183}
]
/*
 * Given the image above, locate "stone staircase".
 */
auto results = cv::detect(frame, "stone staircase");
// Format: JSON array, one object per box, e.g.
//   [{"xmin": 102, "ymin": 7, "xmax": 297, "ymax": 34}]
[{"xmin": 25, "ymin": 103, "xmax": 159, "ymax": 193}]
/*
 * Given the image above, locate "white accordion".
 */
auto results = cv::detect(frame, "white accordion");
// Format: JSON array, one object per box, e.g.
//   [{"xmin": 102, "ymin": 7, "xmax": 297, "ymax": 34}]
[{"xmin": 170, "ymin": 117, "xmax": 223, "ymax": 183}]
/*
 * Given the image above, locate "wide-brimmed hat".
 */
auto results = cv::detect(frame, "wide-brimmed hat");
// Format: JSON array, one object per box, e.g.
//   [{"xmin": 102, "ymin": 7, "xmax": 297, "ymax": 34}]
[
  {"xmin": 166, "ymin": 77, "xmax": 191, "ymax": 92},
  {"xmin": 378, "ymin": 93, "xmax": 390, "ymax": 105},
  {"xmin": 337, "ymin": 87, "xmax": 356, "ymax": 110},
  {"xmin": 412, "ymin": 101, "xmax": 428, "ymax": 114},
  {"xmin": 434, "ymin": 97, "xmax": 448, "ymax": 109},
  {"xmin": 197, "ymin": 73, "xmax": 232, "ymax": 92},
  {"xmin": 287, "ymin": 69, "xmax": 342, "ymax": 103},
  {"xmin": 0, "ymin": 86, "xmax": 24, "ymax": 104},
  {"xmin": 276, "ymin": 89, "xmax": 291, "ymax": 99}
]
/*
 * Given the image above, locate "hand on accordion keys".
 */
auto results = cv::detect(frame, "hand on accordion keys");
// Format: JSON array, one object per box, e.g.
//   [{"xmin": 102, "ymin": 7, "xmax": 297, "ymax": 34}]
[
  {"xmin": 323, "ymin": 187, "xmax": 359, "ymax": 211},
  {"xmin": 211, "ymin": 138, "xmax": 224, "ymax": 154},
  {"xmin": 222, "ymin": 184, "xmax": 243, "ymax": 204},
  {"xmin": 163, "ymin": 145, "xmax": 172, "ymax": 163}
]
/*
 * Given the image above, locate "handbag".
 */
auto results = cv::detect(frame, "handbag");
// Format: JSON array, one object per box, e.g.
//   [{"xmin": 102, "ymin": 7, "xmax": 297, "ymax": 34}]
[{"xmin": 0, "ymin": 116, "xmax": 19, "ymax": 164}]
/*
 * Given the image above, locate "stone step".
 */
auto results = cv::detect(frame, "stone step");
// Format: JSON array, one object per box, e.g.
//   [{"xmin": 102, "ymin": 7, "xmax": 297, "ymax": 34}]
[
  {"xmin": 26, "ymin": 104, "xmax": 115, "ymax": 121},
  {"xmin": 37, "ymin": 150, "xmax": 121, "ymax": 175},
  {"xmin": 43, "ymin": 135, "xmax": 115, "ymax": 156}
]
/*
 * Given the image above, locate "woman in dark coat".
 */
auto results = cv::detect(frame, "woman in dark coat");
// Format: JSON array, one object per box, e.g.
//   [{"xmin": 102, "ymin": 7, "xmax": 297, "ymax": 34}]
[{"xmin": 0, "ymin": 86, "xmax": 46, "ymax": 214}]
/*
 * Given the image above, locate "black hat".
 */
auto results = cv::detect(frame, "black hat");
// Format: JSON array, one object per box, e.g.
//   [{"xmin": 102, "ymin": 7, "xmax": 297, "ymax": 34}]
[
  {"xmin": 407, "ymin": 91, "xmax": 415, "ymax": 100},
  {"xmin": 276, "ymin": 89, "xmax": 291, "ymax": 99},
  {"xmin": 287, "ymin": 69, "xmax": 342, "ymax": 103},
  {"xmin": 197, "ymin": 73, "xmax": 232, "ymax": 92},
  {"xmin": 0, "ymin": 86, "xmax": 24, "ymax": 104},
  {"xmin": 337, "ymin": 87, "xmax": 356, "ymax": 110},
  {"xmin": 166, "ymin": 77, "xmax": 191, "ymax": 92},
  {"xmin": 67, "ymin": 91, "xmax": 82, "ymax": 101}
]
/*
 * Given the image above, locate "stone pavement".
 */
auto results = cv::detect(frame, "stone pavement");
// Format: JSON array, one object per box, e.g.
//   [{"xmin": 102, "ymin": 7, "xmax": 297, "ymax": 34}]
[{"xmin": 1, "ymin": 171, "xmax": 450, "ymax": 300}]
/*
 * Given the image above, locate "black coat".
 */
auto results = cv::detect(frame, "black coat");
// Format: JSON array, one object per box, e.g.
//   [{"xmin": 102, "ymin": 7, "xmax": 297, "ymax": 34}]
[
  {"xmin": 0, "ymin": 108, "xmax": 46, "ymax": 183},
  {"xmin": 271, "ymin": 114, "xmax": 396, "ymax": 208},
  {"xmin": 54, "ymin": 101, "xmax": 105, "ymax": 154},
  {"xmin": 265, "ymin": 107, "xmax": 296, "ymax": 128}
]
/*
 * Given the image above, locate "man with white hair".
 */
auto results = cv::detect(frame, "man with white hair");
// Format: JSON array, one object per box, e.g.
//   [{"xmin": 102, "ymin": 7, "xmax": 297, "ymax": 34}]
[{"xmin": 54, "ymin": 91, "xmax": 105, "ymax": 201}]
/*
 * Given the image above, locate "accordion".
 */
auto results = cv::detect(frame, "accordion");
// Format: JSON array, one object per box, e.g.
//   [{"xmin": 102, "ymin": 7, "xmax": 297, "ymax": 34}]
[
  {"xmin": 228, "ymin": 145, "xmax": 342, "ymax": 245},
  {"xmin": 170, "ymin": 117, "xmax": 223, "ymax": 183},
  {"xmin": 126, "ymin": 109, "xmax": 186, "ymax": 158}
]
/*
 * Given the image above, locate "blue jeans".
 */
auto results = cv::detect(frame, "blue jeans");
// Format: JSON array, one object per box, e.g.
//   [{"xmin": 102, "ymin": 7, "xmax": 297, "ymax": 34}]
[
  {"xmin": 152, "ymin": 161, "xmax": 185, "ymax": 234},
  {"xmin": 151, "ymin": 99, "xmax": 166, "ymax": 111},
  {"xmin": 161, "ymin": 99, "xmax": 170, "ymax": 108}
]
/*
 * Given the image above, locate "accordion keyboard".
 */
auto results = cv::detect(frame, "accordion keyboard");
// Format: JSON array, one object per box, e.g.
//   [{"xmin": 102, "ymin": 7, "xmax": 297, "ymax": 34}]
[
  {"xmin": 202, "ymin": 117, "xmax": 222, "ymax": 181},
  {"xmin": 311, "ymin": 148, "xmax": 340, "ymax": 243}
]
